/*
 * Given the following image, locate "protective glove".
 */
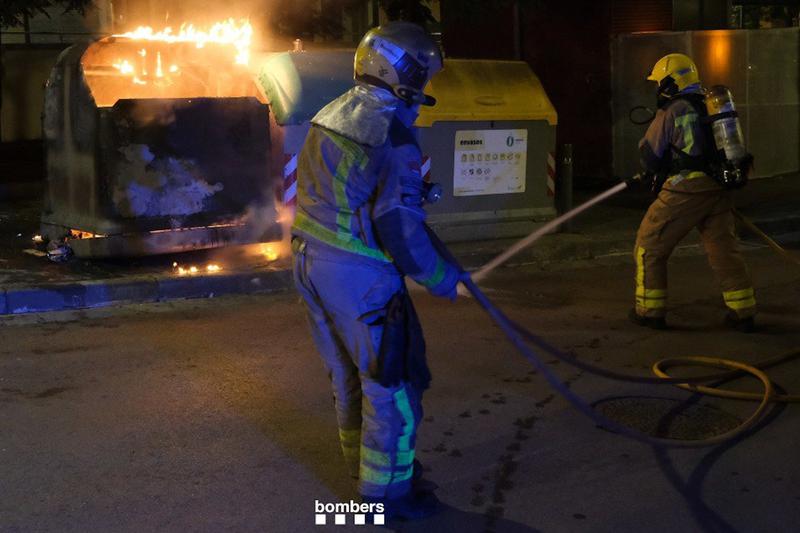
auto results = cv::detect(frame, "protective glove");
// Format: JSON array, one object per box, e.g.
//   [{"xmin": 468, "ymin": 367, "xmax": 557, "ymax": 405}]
[
  {"xmin": 456, "ymin": 270, "xmax": 473, "ymax": 299},
  {"xmin": 624, "ymin": 172, "xmax": 652, "ymax": 189},
  {"xmin": 427, "ymin": 262, "xmax": 460, "ymax": 301}
]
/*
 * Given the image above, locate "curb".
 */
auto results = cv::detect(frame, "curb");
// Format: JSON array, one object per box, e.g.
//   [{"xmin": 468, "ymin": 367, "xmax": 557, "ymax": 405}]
[
  {"xmin": 2, "ymin": 217, "xmax": 795, "ymax": 316},
  {"xmin": 1, "ymin": 269, "xmax": 293, "ymax": 315}
]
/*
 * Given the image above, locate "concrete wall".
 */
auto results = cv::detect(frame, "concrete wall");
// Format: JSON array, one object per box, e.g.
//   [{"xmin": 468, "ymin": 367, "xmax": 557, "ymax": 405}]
[{"xmin": 612, "ymin": 27, "xmax": 800, "ymax": 179}]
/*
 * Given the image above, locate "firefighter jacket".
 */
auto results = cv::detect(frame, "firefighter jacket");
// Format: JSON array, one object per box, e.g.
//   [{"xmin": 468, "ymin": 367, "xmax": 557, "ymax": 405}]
[
  {"xmin": 639, "ymin": 87, "xmax": 723, "ymax": 193},
  {"xmin": 292, "ymin": 84, "xmax": 459, "ymax": 296}
]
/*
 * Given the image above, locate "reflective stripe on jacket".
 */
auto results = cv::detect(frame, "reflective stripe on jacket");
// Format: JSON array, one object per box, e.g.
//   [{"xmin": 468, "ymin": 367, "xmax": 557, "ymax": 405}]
[
  {"xmin": 639, "ymin": 91, "xmax": 723, "ymax": 192},
  {"xmin": 293, "ymin": 95, "xmax": 458, "ymax": 295}
]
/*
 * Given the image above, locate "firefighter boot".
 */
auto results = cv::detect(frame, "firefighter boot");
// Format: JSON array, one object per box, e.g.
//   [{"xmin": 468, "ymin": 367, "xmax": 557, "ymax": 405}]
[
  {"xmin": 628, "ymin": 308, "xmax": 667, "ymax": 330},
  {"xmin": 412, "ymin": 459, "xmax": 439, "ymax": 494},
  {"xmin": 724, "ymin": 311, "xmax": 756, "ymax": 333}
]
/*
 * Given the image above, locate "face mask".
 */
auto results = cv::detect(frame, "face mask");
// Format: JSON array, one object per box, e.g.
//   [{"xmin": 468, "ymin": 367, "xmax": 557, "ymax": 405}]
[{"xmin": 656, "ymin": 77, "xmax": 678, "ymax": 109}]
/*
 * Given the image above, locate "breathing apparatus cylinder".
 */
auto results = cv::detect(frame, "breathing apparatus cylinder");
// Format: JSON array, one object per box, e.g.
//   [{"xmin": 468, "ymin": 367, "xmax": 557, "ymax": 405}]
[
  {"xmin": 705, "ymin": 85, "xmax": 747, "ymax": 164},
  {"xmin": 703, "ymin": 85, "xmax": 753, "ymax": 188}
]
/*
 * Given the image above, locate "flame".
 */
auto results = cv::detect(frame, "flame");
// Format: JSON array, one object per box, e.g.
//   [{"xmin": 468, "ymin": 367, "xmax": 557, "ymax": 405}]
[
  {"xmin": 32, "ymin": 234, "xmax": 43, "ymax": 243},
  {"xmin": 112, "ymin": 59, "xmax": 134, "ymax": 74},
  {"xmin": 69, "ymin": 229, "xmax": 106, "ymax": 239},
  {"xmin": 114, "ymin": 19, "xmax": 253, "ymax": 65},
  {"xmin": 260, "ymin": 243, "xmax": 280, "ymax": 262},
  {"xmin": 173, "ymin": 262, "xmax": 223, "ymax": 276}
]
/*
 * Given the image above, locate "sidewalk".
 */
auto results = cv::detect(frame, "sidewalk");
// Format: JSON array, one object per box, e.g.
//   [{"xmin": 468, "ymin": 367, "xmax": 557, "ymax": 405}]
[{"xmin": 1, "ymin": 172, "xmax": 799, "ymax": 315}]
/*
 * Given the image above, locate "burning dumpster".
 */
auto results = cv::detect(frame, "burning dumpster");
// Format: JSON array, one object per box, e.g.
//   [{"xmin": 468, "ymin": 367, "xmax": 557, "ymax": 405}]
[{"xmin": 41, "ymin": 21, "xmax": 279, "ymax": 258}]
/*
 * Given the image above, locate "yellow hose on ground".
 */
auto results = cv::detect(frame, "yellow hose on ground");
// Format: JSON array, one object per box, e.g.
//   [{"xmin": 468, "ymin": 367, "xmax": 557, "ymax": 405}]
[
  {"xmin": 644, "ymin": 213, "xmax": 800, "ymax": 440},
  {"xmin": 733, "ymin": 209, "xmax": 800, "ymax": 267},
  {"xmin": 459, "ymin": 202, "xmax": 800, "ymax": 445},
  {"xmin": 653, "ymin": 351, "xmax": 800, "ymax": 403}
]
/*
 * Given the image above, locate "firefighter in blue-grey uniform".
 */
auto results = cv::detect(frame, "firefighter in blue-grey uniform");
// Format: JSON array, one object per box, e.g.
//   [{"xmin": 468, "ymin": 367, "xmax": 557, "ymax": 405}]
[
  {"xmin": 291, "ymin": 22, "xmax": 460, "ymax": 519},
  {"xmin": 630, "ymin": 53, "xmax": 756, "ymax": 332}
]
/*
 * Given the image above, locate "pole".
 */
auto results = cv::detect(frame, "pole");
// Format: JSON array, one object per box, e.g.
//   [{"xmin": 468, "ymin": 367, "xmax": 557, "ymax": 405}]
[
  {"xmin": 559, "ymin": 143, "xmax": 573, "ymax": 231},
  {"xmin": 370, "ymin": 0, "xmax": 380, "ymax": 27},
  {"xmin": 0, "ymin": 27, "xmax": 4, "ymax": 143}
]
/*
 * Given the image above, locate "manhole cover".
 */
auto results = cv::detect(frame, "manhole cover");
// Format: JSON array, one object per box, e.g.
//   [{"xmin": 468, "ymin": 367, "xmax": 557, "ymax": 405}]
[{"xmin": 593, "ymin": 396, "xmax": 743, "ymax": 440}]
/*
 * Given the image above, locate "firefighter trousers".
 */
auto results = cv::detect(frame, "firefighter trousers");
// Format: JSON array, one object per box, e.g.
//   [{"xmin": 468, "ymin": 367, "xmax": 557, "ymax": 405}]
[
  {"xmin": 634, "ymin": 188, "xmax": 756, "ymax": 319},
  {"xmin": 292, "ymin": 237, "xmax": 423, "ymax": 499}
]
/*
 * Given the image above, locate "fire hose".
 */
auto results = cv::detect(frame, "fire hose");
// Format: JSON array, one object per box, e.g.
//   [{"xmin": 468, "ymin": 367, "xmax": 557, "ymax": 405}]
[{"xmin": 429, "ymin": 181, "xmax": 800, "ymax": 448}]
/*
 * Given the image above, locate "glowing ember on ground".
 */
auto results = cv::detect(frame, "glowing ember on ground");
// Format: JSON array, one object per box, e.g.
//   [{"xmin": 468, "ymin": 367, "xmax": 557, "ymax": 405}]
[
  {"xmin": 172, "ymin": 262, "xmax": 222, "ymax": 276},
  {"xmin": 69, "ymin": 229, "xmax": 105, "ymax": 239},
  {"xmin": 260, "ymin": 243, "xmax": 280, "ymax": 261}
]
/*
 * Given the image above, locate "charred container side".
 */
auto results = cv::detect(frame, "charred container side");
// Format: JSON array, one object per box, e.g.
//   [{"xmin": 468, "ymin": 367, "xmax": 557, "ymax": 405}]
[{"xmin": 41, "ymin": 37, "xmax": 278, "ymax": 258}]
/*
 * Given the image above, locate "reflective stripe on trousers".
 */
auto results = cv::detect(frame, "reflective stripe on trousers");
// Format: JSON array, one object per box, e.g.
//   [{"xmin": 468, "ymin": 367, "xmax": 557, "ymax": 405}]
[
  {"xmin": 723, "ymin": 287, "xmax": 756, "ymax": 312},
  {"xmin": 292, "ymin": 237, "xmax": 423, "ymax": 498},
  {"xmin": 633, "ymin": 187, "xmax": 756, "ymax": 319},
  {"xmin": 635, "ymin": 246, "xmax": 666, "ymax": 313}
]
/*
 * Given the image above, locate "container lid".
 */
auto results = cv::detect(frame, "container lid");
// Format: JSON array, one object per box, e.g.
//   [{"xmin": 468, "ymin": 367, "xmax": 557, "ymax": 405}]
[
  {"xmin": 417, "ymin": 59, "xmax": 558, "ymax": 127},
  {"xmin": 258, "ymin": 50, "xmax": 355, "ymax": 126}
]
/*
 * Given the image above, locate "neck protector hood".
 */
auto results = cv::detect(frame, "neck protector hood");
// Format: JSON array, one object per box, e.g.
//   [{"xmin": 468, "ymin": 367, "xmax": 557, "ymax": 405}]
[{"xmin": 312, "ymin": 83, "xmax": 400, "ymax": 147}]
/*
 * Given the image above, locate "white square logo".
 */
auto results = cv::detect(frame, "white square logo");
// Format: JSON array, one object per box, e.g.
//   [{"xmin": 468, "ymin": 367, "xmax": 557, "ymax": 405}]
[
  {"xmin": 354, "ymin": 514, "xmax": 366, "ymax": 525},
  {"xmin": 315, "ymin": 514, "xmax": 326, "ymax": 525},
  {"xmin": 373, "ymin": 514, "xmax": 385, "ymax": 525},
  {"xmin": 335, "ymin": 514, "xmax": 346, "ymax": 525}
]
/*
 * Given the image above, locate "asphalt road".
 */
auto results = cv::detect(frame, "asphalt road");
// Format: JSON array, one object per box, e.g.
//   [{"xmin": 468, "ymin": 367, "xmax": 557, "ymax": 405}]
[{"xmin": 1, "ymin": 248, "xmax": 799, "ymax": 533}]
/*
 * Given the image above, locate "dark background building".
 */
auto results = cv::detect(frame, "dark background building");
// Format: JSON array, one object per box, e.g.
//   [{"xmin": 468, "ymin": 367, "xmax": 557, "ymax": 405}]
[{"xmin": 2, "ymin": 0, "xmax": 799, "ymax": 183}]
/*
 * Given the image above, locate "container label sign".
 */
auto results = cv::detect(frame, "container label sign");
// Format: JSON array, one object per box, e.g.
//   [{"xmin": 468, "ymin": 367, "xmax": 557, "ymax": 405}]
[{"xmin": 453, "ymin": 129, "xmax": 527, "ymax": 196}]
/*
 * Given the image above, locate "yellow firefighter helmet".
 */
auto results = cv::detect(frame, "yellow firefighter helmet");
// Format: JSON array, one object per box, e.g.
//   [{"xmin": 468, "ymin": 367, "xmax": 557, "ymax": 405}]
[{"xmin": 647, "ymin": 53, "xmax": 700, "ymax": 92}]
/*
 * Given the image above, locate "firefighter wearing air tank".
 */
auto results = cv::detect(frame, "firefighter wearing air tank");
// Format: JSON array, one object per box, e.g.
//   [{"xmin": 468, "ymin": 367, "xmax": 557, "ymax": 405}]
[
  {"xmin": 631, "ymin": 53, "xmax": 756, "ymax": 332},
  {"xmin": 291, "ymin": 23, "xmax": 460, "ymax": 520}
]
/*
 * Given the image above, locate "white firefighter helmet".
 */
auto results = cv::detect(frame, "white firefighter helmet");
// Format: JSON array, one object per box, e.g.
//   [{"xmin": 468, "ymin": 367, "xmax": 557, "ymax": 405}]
[{"xmin": 354, "ymin": 22, "xmax": 443, "ymax": 106}]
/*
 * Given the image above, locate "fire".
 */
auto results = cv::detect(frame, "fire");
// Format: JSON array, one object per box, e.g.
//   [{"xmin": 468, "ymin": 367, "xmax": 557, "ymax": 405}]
[
  {"xmin": 69, "ymin": 229, "xmax": 105, "ymax": 239},
  {"xmin": 112, "ymin": 59, "xmax": 134, "ymax": 74},
  {"xmin": 172, "ymin": 262, "xmax": 223, "ymax": 276},
  {"xmin": 108, "ymin": 19, "xmax": 252, "ymax": 88},
  {"xmin": 114, "ymin": 18, "xmax": 253, "ymax": 65},
  {"xmin": 261, "ymin": 243, "xmax": 280, "ymax": 262}
]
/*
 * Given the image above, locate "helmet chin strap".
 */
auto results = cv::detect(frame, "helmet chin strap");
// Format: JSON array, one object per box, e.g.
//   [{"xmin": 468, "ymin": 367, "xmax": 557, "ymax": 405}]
[{"xmin": 395, "ymin": 100, "xmax": 421, "ymax": 127}]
